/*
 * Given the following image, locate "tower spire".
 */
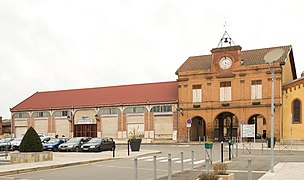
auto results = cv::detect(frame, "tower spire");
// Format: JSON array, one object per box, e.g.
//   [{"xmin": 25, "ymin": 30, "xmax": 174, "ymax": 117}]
[{"xmin": 217, "ymin": 22, "xmax": 235, "ymax": 48}]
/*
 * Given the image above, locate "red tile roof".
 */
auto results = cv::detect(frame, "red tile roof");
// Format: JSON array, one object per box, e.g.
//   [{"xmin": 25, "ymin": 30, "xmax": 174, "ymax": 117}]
[{"xmin": 11, "ymin": 81, "xmax": 178, "ymax": 111}]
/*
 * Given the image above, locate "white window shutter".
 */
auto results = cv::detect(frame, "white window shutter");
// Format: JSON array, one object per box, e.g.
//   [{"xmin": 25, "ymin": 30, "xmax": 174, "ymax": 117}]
[
  {"xmin": 197, "ymin": 89, "xmax": 202, "ymax": 102},
  {"xmin": 192, "ymin": 89, "xmax": 197, "ymax": 102},
  {"xmin": 220, "ymin": 87, "xmax": 225, "ymax": 101},
  {"xmin": 257, "ymin": 84, "xmax": 262, "ymax": 99},
  {"xmin": 226, "ymin": 87, "xmax": 231, "ymax": 101},
  {"xmin": 251, "ymin": 85, "xmax": 256, "ymax": 100}
]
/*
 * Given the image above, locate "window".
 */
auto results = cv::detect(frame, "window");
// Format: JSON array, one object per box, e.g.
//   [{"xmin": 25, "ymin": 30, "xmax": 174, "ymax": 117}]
[
  {"xmin": 99, "ymin": 108, "xmax": 120, "ymax": 115},
  {"xmin": 251, "ymin": 80, "xmax": 262, "ymax": 99},
  {"xmin": 293, "ymin": 99, "xmax": 301, "ymax": 123},
  {"xmin": 13, "ymin": 112, "xmax": 30, "ymax": 119},
  {"xmin": 53, "ymin": 110, "xmax": 71, "ymax": 117},
  {"xmin": 220, "ymin": 81, "xmax": 231, "ymax": 101},
  {"xmin": 124, "ymin": 107, "xmax": 147, "ymax": 114},
  {"xmin": 151, "ymin": 105, "xmax": 172, "ymax": 112},
  {"xmin": 192, "ymin": 85, "xmax": 202, "ymax": 103},
  {"xmin": 33, "ymin": 111, "xmax": 50, "ymax": 118}
]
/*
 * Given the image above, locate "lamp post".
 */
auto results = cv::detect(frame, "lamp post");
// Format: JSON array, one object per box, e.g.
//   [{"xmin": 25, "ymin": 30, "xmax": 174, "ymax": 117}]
[{"xmin": 264, "ymin": 48, "xmax": 285, "ymax": 173}]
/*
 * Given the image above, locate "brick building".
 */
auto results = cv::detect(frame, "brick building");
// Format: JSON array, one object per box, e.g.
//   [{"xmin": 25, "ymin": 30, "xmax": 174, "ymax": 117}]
[
  {"xmin": 10, "ymin": 81, "xmax": 178, "ymax": 141},
  {"xmin": 175, "ymin": 39, "xmax": 296, "ymax": 142}
]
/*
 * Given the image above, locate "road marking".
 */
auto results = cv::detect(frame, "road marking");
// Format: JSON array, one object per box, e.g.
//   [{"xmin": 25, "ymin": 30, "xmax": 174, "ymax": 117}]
[
  {"xmin": 193, "ymin": 160, "xmax": 205, "ymax": 164},
  {"xmin": 159, "ymin": 158, "xmax": 180, "ymax": 163},
  {"xmin": 174, "ymin": 159, "xmax": 192, "ymax": 163},
  {"xmin": 145, "ymin": 157, "xmax": 167, "ymax": 161},
  {"xmin": 137, "ymin": 156, "xmax": 153, "ymax": 160}
]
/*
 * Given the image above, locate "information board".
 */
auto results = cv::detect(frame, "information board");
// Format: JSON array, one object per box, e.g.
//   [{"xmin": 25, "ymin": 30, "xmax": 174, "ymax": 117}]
[{"xmin": 242, "ymin": 124, "xmax": 255, "ymax": 138}]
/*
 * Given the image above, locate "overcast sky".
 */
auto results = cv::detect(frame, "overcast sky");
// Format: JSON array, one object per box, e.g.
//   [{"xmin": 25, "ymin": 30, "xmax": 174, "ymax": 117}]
[{"xmin": 0, "ymin": 0, "xmax": 303, "ymax": 119}]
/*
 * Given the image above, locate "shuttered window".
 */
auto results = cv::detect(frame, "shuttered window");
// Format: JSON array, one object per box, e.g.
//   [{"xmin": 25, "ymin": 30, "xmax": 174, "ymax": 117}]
[
  {"xmin": 251, "ymin": 80, "xmax": 262, "ymax": 99},
  {"xmin": 220, "ymin": 82, "xmax": 231, "ymax": 101},
  {"xmin": 192, "ymin": 85, "xmax": 202, "ymax": 103}
]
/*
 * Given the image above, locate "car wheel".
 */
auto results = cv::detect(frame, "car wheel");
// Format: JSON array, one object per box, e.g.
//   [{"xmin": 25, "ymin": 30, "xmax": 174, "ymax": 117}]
[{"xmin": 75, "ymin": 147, "xmax": 79, "ymax": 152}]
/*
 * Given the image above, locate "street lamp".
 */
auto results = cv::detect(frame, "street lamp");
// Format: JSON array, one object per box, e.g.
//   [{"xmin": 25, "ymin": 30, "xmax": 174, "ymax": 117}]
[{"xmin": 264, "ymin": 48, "xmax": 285, "ymax": 173}]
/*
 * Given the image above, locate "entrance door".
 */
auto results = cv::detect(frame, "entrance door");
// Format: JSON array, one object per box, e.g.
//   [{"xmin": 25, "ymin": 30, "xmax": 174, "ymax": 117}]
[
  {"xmin": 214, "ymin": 112, "xmax": 238, "ymax": 141},
  {"xmin": 191, "ymin": 116, "xmax": 206, "ymax": 141},
  {"xmin": 73, "ymin": 124, "xmax": 97, "ymax": 137}
]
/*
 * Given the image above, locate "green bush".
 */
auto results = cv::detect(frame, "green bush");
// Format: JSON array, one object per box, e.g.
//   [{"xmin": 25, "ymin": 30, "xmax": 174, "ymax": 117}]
[{"xmin": 19, "ymin": 127, "xmax": 43, "ymax": 152}]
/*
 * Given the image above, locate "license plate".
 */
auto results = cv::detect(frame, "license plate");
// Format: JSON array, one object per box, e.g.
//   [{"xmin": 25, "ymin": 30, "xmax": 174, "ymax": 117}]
[{"xmin": 83, "ymin": 148, "xmax": 88, "ymax": 150}]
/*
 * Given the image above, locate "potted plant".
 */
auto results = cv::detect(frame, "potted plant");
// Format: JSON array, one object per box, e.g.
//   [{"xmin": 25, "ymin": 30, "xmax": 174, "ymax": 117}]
[
  {"xmin": 205, "ymin": 141, "xmax": 213, "ymax": 149},
  {"xmin": 128, "ymin": 127, "xmax": 143, "ymax": 151}
]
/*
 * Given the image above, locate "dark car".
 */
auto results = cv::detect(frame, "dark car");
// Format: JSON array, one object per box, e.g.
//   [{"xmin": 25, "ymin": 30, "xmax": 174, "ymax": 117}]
[
  {"xmin": 58, "ymin": 137, "xmax": 91, "ymax": 152},
  {"xmin": 80, "ymin": 137, "xmax": 115, "ymax": 152},
  {"xmin": 43, "ymin": 138, "xmax": 68, "ymax": 151},
  {"xmin": 0, "ymin": 138, "xmax": 14, "ymax": 151}
]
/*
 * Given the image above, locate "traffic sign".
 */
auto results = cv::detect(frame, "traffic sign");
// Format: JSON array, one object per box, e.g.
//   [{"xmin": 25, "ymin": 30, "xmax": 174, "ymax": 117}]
[
  {"xmin": 186, "ymin": 119, "xmax": 192, "ymax": 124},
  {"xmin": 187, "ymin": 123, "xmax": 191, "ymax": 128}
]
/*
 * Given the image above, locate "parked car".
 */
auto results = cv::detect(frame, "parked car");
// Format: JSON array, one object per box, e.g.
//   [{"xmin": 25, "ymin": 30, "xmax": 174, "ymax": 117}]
[
  {"xmin": 80, "ymin": 137, "xmax": 115, "ymax": 152},
  {"xmin": 43, "ymin": 138, "xmax": 68, "ymax": 152},
  {"xmin": 0, "ymin": 138, "xmax": 14, "ymax": 151},
  {"xmin": 10, "ymin": 137, "xmax": 23, "ymax": 151},
  {"xmin": 58, "ymin": 137, "xmax": 91, "ymax": 152},
  {"xmin": 40, "ymin": 136, "xmax": 54, "ymax": 143}
]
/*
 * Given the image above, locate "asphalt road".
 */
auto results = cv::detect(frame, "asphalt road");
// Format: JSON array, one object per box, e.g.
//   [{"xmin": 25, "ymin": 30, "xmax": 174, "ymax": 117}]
[{"xmin": 0, "ymin": 143, "xmax": 228, "ymax": 180}]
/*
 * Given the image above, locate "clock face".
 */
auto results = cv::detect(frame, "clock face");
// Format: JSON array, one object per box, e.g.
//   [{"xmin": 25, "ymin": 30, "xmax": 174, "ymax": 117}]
[{"xmin": 219, "ymin": 57, "xmax": 232, "ymax": 69}]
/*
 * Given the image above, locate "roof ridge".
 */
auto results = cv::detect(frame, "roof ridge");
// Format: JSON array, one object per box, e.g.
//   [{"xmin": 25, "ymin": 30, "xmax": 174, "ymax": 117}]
[{"xmin": 37, "ymin": 81, "xmax": 177, "ymax": 94}]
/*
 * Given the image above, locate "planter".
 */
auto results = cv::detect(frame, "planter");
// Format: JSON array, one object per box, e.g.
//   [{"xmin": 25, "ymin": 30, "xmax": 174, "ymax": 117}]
[
  {"xmin": 205, "ymin": 143, "xmax": 213, "ymax": 149},
  {"xmin": 217, "ymin": 173, "xmax": 234, "ymax": 180},
  {"xmin": 10, "ymin": 151, "xmax": 53, "ymax": 164},
  {"xmin": 129, "ymin": 139, "xmax": 142, "ymax": 151}
]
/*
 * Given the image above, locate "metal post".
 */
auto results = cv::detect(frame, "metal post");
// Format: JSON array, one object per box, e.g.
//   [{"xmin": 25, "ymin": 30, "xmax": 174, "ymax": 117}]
[
  {"xmin": 134, "ymin": 158, "xmax": 138, "ymax": 180},
  {"xmin": 153, "ymin": 156, "xmax": 156, "ymax": 180},
  {"xmin": 181, "ymin": 152, "xmax": 184, "ymax": 173},
  {"xmin": 236, "ymin": 141, "xmax": 238, "ymax": 157},
  {"xmin": 206, "ymin": 158, "xmax": 210, "ymax": 173},
  {"xmin": 229, "ymin": 143, "xmax": 231, "ymax": 161},
  {"xmin": 191, "ymin": 150, "xmax": 194, "ymax": 170},
  {"xmin": 199, "ymin": 136, "xmax": 201, "ymax": 144},
  {"xmin": 168, "ymin": 154, "xmax": 172, "ymax": 180},
  {"xmin": 128, "ymin": 140, "xmax": 130, "ymax": 156},
  {"xmin": 221, "ymin": 141, "xmax": 224, "ymax": 163},
  {"xmin": 248, "ymin": 158, "xmax": 252, "ymax": 180},
  {"xmin": 262, "ymin": 143, "xmax": 264, "ymax": 154},
  {"xmin": 187, "ymin": 127, "xmax": 190, "ymax": 144},
  {"xmin": 113, "ymin": 146, "xmax": 115, "ymax": 157},
  {"xmin": 270, "ymin": 67, "xmax": 275, "ymax": 173},
  {"xmin": 232, "ymin": 142, "xmax": 234, "ymax": 158}
]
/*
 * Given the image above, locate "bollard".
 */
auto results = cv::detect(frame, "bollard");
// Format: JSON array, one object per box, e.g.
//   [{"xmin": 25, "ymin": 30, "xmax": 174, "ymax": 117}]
[
  {"xmin": 191, "ymin": 150, "xmax": 194, "ymax": 170},
  {"xmin": 262, "ymin": 143, "xmax": 264, "ymax": 155},
  {"xmin": 199, "ymin": 136, "xmax": 201, "ymax": 144},
  {"xmin": 134, "ymin": 158, "xmax": 138, "ymax": 180},
  {"xmin": 128, "ymin": 140, "xmax": 130, "ymax": 156},
  {"xmin": 206, "ymin": 158, "xmax": 210, "ymax": 173},
  {"xmin": 168, "ymin": 154, "xmax": 172, "ymax": 180},
  {"xmin": 153, "ymin": 156, "xmax": 156, "ymax": 180},
  {"xmin": 236, "ymin": 141, "xmax": 238, "ymax": 157},
  {"xmin": 228, "ymin": 142, "xmax": 231, "ymax": 161},
  {"xmin": 232, "ymin": 143, "xmax": 234, "ymax": 158},
  {"xmin": 181, "ymin": 152, "xmax": 184, "ymax": 173},
  {"xmin": 248, "ymin": 158, "xmax": 252, "ymax": 180},
  {"xmin": 113, "ymin": 146, "xmax": 115, "ymax": 157},
  {"xmin": 221, "ymin": 141, "xmax": 224, "ymax": 163}
]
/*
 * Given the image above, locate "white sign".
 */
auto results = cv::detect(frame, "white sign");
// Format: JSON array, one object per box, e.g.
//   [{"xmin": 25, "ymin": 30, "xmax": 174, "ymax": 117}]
[
  {"xmin": 186, "ymin": 123, "xmax": 191, "ymax": 128},
  {"xmin": 242, "ymin": 124, "xmax": 255, "ymax": 138}
]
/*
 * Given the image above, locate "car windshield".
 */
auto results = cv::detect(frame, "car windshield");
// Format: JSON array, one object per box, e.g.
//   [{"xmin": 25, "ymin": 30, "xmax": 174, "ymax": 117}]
[
  {"xmin": 0, "ymin": 138, "xmax": 11, "ymax": 143},
  {"xmin": 67, "ymin": 138, "xmax": 82, "ymax": 143},
  {"xmin": 88, "ymin": 138, "xmax": 102, "ymax": 143},
  {"xmin": 47, "ymin": 139, "xmax": 61, "ymax": 144}
]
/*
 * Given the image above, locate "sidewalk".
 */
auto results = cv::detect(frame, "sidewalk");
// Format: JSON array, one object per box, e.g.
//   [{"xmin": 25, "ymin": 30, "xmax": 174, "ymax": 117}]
[{"xmin": 0, "ymin": 149, "xmax": 160, "ymax": 176}]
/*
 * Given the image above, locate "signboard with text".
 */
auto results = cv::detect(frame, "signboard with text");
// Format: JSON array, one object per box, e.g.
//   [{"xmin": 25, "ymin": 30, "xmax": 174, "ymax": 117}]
[{"xmin": 242, "ymin": 124, "xmax": 255, "ymax": 138}]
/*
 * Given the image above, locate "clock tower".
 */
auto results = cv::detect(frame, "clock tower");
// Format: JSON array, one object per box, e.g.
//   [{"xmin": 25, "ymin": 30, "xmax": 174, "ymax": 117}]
[{"xmin": 210, "ymin": 31, "xmax": 242, "ymax": 76}]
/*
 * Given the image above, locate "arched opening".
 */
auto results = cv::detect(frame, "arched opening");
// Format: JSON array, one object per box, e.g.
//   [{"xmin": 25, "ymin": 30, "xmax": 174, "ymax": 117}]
[
  {"xmin": 248, "ymin": 114, "xmax": 266, "ymax": 139},
  {"xmin": 190, "ymin": 116, "xmax": 206, "ymax": 141},
  {"xmin": 214, "ymin": 112, "xmax": 238, "ymax": 141}
]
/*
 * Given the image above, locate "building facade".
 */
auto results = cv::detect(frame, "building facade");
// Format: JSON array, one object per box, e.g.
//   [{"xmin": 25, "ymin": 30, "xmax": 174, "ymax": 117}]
[
  {"xmin": 282, "ymin": 72, "xmax": 304, "ymax": 144},
  {"xmin": 11, "ymin": 81, "xmax": 178, "ymax": 141},
  {"xmin": 175, "ymin": 43, "xmax": 296, "ymax": 142}
]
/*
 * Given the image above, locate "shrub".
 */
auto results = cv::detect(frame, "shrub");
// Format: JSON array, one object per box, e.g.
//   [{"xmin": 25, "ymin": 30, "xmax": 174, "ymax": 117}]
[
  {"xmin": 213, "ymin": 163, "xmax": 228, "ymax": 175},
  {"xmin": 19, "ymin": 127, "xmax": 43, "ymax": 152}
]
